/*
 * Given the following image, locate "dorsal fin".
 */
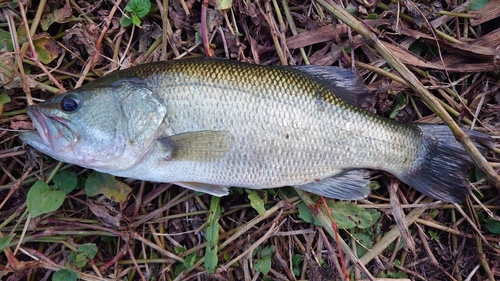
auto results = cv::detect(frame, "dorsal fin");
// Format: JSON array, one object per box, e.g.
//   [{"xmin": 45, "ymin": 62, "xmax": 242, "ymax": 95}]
[{"xmin": 290, "ymin": 66, "xmax": 374, "ymax": 109}]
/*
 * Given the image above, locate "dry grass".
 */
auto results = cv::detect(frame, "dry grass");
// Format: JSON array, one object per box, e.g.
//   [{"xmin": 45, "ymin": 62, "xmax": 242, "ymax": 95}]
[{"xmin": 1, "ymin": 0, "xmax": 499, "ymax": 280}]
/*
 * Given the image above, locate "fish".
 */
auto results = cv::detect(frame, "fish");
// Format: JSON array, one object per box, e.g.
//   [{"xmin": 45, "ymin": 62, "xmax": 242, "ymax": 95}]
[{"xmin": 20, "ymin": 57, "xmax": 492, "ymax": 203}]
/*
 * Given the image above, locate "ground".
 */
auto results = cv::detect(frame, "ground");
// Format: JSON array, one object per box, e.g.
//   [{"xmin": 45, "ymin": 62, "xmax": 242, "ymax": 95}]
[{"xmin": 0, "ymin": 0, "xmax": 499, "ymax": 280}]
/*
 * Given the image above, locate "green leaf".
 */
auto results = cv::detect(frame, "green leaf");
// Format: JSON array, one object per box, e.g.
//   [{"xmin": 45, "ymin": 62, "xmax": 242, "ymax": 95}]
[
  {"xmin": 254, "ymin": 255, "xmax": 271, "ymax": 274},
  {"xmin": 469, "ymin": 0, "xmax": 489, "ymax": 11},
  {"xmin": 0, "ymin": 29, "xmax": 14, "ymax": 51},
  {"xmin": 125, "ymin": 2, "xmax": 134, "ymax": 12},
  {"xmin": 69, "ymin": 251, "xmax": 85, "ymax": 268},
  {"xmin": 297, "ymin": 201, "xmax": 379, "ymax": 230},
  {"xmin": 183, "ymin": 252, "xmax": 198, "ymax": 269},
  {"xmin": 0, "ymin": 29, "xmax": 26, "ymax": 52},
  {"xmin": 52, "ymin": 269, "xmax": 78, "ymax": 281},
  {"xmin": 428, "ymin": 230, "xmax": 440, "ymax": 242},
  {"xmin": 292, "ymin": 254, "xmax": 302, "ymax": 276},
  {"xmin": 297, "ymin": 201, "xmax": 317, "ymax": 225},
  {"xmin": 259, "ymin": 245, "xmax": 275, "ymax": 256},
  {"xmin": 27, "ymin": 181, "xmax": 66, "ymax": 217},
  {"xmin": 174, "ymin": 245, "xmax": 187, "ymax": 254},
  {"xmin": 230, "ymin": 187, "xmax": 244, "ymax": 195},
  {"xmin": 388, "ymin": 238, "xmax": 405, "ymax": 252},
  {"xmin": 409, "ymin": 41, "xmax": 424, "ymax": 54},
  {"xmin": 485, "ymin": 217, "xmax": 500, "ymax": 234},
  {"xmin": 328, "ymin": 208, "xmax": 356, "ymax": 229},
  {"xmin": 367, "ymin": 180, "xmax": 380, "ymax": 190},
  {"xmin": 353, "ymin": 231, "xmax": 372, "ymax": 257},
  {"xmin": 124, "ymin": 0, "xmax": 151, "ymax": 18},
  {"xmin": 79, "ymin": 243, "xmax": 98, "ymax": 259},
  {"xmin": 216, "ymin": 0, "xmax": 232, "ymax": 10},
  {"xmin": 119, "ymin": 16, "xmax": 132, "ymax": 27},
  {"xmin": 0, "ymin": 93, "xmax": 11, "ymax": 106},
  {"xmin": 122, "ymin": 0, "xmax": 151, "ymax": 27},
  {"xmin": 345, "ymin": 3, "xmax": 358, "ymax": 15},
  {"xmin": 131, "ymin": 14, "xmax": 141, "ymax": 27},
  {"xmin": 367, "ymin": 208, "xmax": 381, "ymax": 222},
  {"xmin": 328, "ymin": 201, "xmax": 377, "ymax": 229},
  {"xmin": 276, "ymin": 186, "xmax": 296, "ymax": 199},
  {"xmin": 84, "ymin": 172, "xmax": 131, "ymax": 202},
  {"xmin": 377, "ymin": 270, "xmax": 408, "ymax": 278},
  {"xmin": 389, "ymin": 93, "xmax": 406, "ymax": 119},
  {"xmin": 33, "ymin": 33, "xmax": 61, "ymax": 64},
  {"xmin": 0, "ymin": 234, "xmax": 15, "ymax": 251},
  {"xmin": 52, "ymin": 170, "xmax": 77, "ymax": 193},
  {"xmin": 205, "ymin": 196, "xmax": 222, "ymax": 273},
  {"xmin": 247, "ymin": 190, "xmax": 266, "ymax": 216},
  {"xmin": 174, "ymin": 263, "xmax": 186, "ymax": 276},
  {"xmin": 70, "ymin": 243, "xmax": 98, "ymax": 268},
  {"xmin": 40, "ymin": 4, "xmax": 73, "ymax": 31},
  {"xmin": 469, "ymin": 167, "xmax": 484, "ymax": 182},
  {"xmin": 428, "ymin": 209, "xmax": 439, "ymax": 219}
]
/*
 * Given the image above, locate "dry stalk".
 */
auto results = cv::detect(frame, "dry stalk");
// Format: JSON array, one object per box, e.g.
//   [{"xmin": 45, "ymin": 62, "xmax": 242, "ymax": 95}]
[{"xmin": 314, "ymin": 0, "xmax": 500, "ymax": 190}]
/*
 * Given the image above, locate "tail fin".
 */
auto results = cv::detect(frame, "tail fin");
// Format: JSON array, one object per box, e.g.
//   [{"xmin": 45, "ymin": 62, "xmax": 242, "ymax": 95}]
[{"xmin": 398, "ymin": 124, "xmax": 492, "ymax": 203}]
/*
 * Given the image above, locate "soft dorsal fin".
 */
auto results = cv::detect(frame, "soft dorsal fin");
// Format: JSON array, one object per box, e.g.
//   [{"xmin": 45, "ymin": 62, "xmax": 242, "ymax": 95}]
[
  {"xmin": 291, "ymin": 66, "xmax": 373, "ymax": 109},
  {"xmin": 157, "ymin": 130, "xmax": 234, "ymax": 161}
]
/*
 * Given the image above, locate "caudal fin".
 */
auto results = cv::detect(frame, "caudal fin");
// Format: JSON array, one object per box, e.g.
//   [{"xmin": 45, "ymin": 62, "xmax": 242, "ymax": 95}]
[{"xmin": 398, "ymin": 124, "xmax": 492, "ymax": 203}]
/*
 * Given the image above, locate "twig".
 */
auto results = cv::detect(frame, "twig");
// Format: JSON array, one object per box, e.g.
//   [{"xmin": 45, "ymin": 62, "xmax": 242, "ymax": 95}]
[
  {"xmin": 127, "ymin": 244, "xmax": 147, "ymax": 281},
  {"xmin": 295, "ymin": 189, "xmax": 375, "ymax": 280},
  {"xmin": 320, "ymin": 196, "xmax": 349, "ymax": 280},
  {"xmin": 260, "ymin": 1, "xmax": 287, "ymax": 65},
  {"xmin": 18, "ymin": 2, "xmax": 66, "ymax": 93},
  {"xmin": 281, "ymin": 0, "xmax": 310, "ymax": 65},
  {"xmin": 201, "ymin": 0, "xmax": 215, "ymax": 57},
  {"xmin": 221, "ymin": 218, "xmax": 281, "ymax": 271},
  {"xmin": 357, "ymin": 197, "xmax": 432, "ymax": 266},
  {"xmin": 314, "ymin": 0, "xmax": 500, "ymax": 190}
]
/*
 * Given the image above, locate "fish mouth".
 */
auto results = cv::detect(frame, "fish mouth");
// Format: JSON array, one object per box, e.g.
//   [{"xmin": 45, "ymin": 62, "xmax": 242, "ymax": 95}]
[
  {"xmin": 21, "ymin": 106, "xmax": 77, "ymax": 151},
  {"xmin": 27, "ymin": 106, "xmax": 51, "ymax": 145}
]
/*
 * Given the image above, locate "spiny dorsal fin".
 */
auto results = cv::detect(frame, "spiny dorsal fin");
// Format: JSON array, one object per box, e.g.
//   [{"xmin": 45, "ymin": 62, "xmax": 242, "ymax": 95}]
[
  {"xmin": 291, "ymin": 65, "xmax": 374, "ymax": 109},
  {"xmin": 158, "ymin": 130, "xmax": 233, "ymax": 161}
]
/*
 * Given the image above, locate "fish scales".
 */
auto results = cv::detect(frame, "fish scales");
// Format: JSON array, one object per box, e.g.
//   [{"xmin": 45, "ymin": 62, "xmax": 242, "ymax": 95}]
[
  {"xmin": 122, "ymin": 59, "xmax": 419, "ymax": 183},
  {"xmin": 20, "ymin": 58, "xmax": 492, "ymax": 202}
]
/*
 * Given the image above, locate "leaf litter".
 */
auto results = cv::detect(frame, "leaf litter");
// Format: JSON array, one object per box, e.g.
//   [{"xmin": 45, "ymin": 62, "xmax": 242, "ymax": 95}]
[{"xmin": 0, "ymin": 0, "xmax": 500, "ymax": 280}]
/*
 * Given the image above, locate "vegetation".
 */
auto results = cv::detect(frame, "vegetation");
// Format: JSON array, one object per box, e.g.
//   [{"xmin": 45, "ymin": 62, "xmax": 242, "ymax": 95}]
[{"xmin": 1, "ymin": 0, "xmax": 499, "ymax": 280}]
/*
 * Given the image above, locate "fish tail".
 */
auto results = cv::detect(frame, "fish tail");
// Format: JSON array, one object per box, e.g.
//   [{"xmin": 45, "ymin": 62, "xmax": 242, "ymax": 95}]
[{"xmin": 398, "ymin": 124, "xmax": 492, "ymax": 203}]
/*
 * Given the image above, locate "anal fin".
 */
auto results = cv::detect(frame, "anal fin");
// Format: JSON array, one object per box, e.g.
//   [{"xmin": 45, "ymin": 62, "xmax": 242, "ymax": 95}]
[{"xmin": 294, "ymin": 170, "xmax": 372, "ymax": 200}]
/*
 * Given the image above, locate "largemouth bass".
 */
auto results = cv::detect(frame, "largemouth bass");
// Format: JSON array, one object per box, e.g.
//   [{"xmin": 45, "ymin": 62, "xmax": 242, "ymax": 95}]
[{"xmin": 20, "ymin": 58, "xmax": 492, "ymax": 203}]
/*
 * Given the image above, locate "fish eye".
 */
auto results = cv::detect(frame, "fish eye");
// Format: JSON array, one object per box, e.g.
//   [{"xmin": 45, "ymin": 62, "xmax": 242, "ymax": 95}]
[{"xmin": 60, "ymin": 94, "xmax": 81, "ymax": 113}]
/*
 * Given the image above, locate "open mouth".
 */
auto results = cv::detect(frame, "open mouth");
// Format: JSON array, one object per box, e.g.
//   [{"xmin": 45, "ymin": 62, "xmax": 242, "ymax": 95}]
[
  {"xmin": 26, "ymin": 106, "xmax": 51, "ymax": 145},
  {"xmin": 21, "ymin": 106, "xmax": 77, "ymax": 152}
]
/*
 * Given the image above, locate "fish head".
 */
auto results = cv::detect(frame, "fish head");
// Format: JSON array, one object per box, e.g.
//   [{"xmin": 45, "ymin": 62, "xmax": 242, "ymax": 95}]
[{"xmin": 20, "ymin": 80, "xmax": 167, "ymax": 171}]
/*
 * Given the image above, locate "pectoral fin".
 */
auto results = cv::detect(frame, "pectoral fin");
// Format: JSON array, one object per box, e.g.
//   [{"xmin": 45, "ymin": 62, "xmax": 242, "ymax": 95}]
[
  {"xmin": 294, "ymin": 170, "xmax": 372, "ymax": 200},
  {"xmin": 174, "ymin": 182, "xmax": 230, "ymax": 196},
  {"xmin": 158, "ymin": 130, "xmax": 233, "ymax": 161}
]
